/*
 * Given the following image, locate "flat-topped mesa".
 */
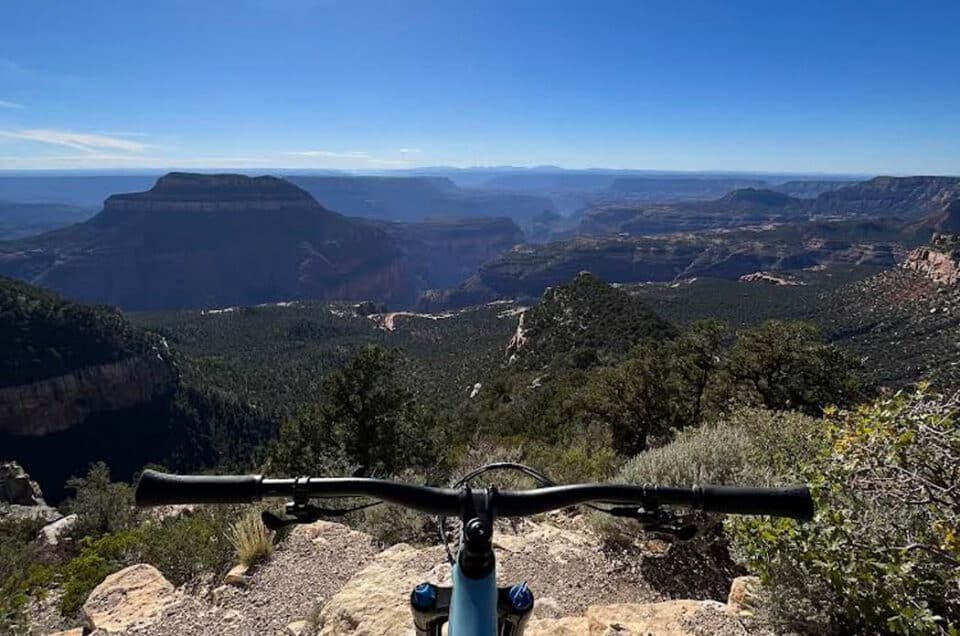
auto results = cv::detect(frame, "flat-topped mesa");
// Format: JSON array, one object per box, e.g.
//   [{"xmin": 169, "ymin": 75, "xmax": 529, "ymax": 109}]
[
  {"xmin": 719, "ymin": 187, "xmax": 799, "ymax": 207},
  {"xmin": 812, "ymin": 175, "xmax": 960, "ymax": 217},
  {"xmin": 103, "ymin": 172, "xmax": 319, "ymax": 214}
]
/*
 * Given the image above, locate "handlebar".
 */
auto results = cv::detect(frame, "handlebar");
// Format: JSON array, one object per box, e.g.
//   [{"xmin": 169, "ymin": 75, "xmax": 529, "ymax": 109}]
[{"xmin": 135, "ymin": 470, "xmax": 814, "ymax": 520}]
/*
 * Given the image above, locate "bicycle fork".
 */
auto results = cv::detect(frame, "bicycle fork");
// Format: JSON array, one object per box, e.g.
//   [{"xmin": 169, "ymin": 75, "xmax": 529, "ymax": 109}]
[{"xmin": 409, "ymin": 575, "xmax": 534, "ymax": 636}]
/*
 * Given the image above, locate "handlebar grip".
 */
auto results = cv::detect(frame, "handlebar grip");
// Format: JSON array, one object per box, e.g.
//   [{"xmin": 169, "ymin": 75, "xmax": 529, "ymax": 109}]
[
  {"xmin": 698, "ymin": 485, "xmax": 814, "ymax": 520},
  {"xmin": 135, "ymin": 470, "xmax": 263, "ymax": 506}
]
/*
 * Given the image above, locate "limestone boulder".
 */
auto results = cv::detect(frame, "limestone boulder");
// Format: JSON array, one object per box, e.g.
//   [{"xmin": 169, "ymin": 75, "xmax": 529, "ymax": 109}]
[
  {"xmin": 38, "ymin": 514, "xmax": 78, "ymax": 547},
  {"xmin": 585, "ymin": 600, "xmax": 730, "ymax": 635},
  {"xmin": 525, "ymin": 616, "xmax": 591, "ymax": 635},
  {"xmin": 81, "ymin": 564, "xmax": 182, "ymax": 633},
  {"xmin": 317, "ymin": 543, "xmax": 449, "ymax": 636}
]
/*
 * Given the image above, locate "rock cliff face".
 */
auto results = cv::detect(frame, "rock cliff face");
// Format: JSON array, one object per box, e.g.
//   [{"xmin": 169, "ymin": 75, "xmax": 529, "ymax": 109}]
[
  {"xmin": 902, "ymin": 241, "xmax": 960, "ymax": 286},
  {"xmin": 0, "ymin": 173, "xmax": 413, "ymax": 310},
  {"xmin": 0, "ymin": 353, "xmax": 176, "ymax": 436},
  {"xmin": 427, "ymin": 222, "xmax": 902, "ymax": 309}
]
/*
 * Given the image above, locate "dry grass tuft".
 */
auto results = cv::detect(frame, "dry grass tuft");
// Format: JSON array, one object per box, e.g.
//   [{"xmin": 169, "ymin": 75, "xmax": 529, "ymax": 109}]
[{"xmin": 227, "ymin": 511, "xmax": 275, "ymax": 566}]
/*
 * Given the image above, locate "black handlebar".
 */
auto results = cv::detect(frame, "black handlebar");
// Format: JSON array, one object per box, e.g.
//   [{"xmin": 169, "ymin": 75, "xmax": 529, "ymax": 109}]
[{"xmin": 135, "ymin": 470, "xmax": 814, "ymax": 520}]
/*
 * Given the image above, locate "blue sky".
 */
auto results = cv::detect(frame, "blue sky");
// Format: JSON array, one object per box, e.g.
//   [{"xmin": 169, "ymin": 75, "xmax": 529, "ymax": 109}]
[{"xmin": 0, "ymin": 0, "xmax": 957, "ymax": 173}]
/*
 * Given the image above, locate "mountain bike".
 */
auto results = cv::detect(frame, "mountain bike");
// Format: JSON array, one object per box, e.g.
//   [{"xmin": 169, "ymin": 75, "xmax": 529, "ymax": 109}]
[{"xmin": 135, "ymin": 464, "xmax": 814, "ymax": 636}]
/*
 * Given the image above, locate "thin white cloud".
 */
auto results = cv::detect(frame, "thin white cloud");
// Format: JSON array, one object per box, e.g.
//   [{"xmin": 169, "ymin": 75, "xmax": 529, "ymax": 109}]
[
  {"xmin": 399, "ymin": 147, "xmax": 422, "ymax": 154},
  {"xmin": 0, "ymin": 99, "xmax": 24, "ymax": 109},
  {"xmin": 0, "ymin": 128, "xmax": 150, "ymax": 153},
  {"xmin": 286, "ymin": 149, "xmax": 371, "ymax": 159},
  {"xmin": 98, "ymin": 131, "xmax": 151, "ymax": 138}
]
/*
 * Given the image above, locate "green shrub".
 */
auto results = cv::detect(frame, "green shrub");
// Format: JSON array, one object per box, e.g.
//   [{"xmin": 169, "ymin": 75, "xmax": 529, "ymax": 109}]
[
  {"xmin": 593, "ymin": 409, "xmax": 824, "ymax": 545},
  {"xmin": 357, "ymin": 502, "xmax": 437, "ymax": 546},
  {"xmin": 58, "ymin": 507, "xmax": 237, "ymax": 615},
  {"xmin": 519, "ymin": 426, "xmax": 621, "ymax": 485},
  {"xmin": 269, "ymin": 345, "xmax": 449, "ymax": 479},
  {"xmin": 578, "ymin": 320, "xmax": 727, "ymax": 456},
  {"xmin": 726, "ymin": 320, "xmax": 863, "ymax": 415},
  {"xmin": 138, "ymin": 508, "xmax": 236, "ymax": 585},
  {"xmin": 60, "ymin": 530, "xmax": 143, "ymax": 615},
  {"xmin": 0, "ymin": 518, "xmax": 52, "ymax": 635},
  {"xmin": 728, "ymin": 388, "xmax": 960, "ymax": 635},
  {"xmin": 62, "ymin": 462, "xmax": 136, "ymax": 538}
]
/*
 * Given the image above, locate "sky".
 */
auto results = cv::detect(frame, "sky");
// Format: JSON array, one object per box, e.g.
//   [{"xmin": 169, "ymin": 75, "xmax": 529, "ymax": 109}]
[{"xmin": 0, "ymin": 0, "xmax": 958, "ymax": 174}]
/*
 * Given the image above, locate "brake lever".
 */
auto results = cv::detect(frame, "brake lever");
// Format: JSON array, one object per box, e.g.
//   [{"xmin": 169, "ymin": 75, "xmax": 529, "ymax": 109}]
[
  {"xmin": 605, "ymin": 505, "xmax": 700, "ymax": 542},
  {"xmin": 261, "ymin": 500, "xmax": 371, "ymax": 531}
]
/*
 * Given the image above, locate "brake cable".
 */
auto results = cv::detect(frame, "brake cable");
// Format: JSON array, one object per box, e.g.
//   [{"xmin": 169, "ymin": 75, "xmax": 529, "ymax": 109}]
[
  {"xmin": 436, "ymin": 461, "xmax": 624, "ymax": 565},
  {"xmin": 436, "ymin": 461, "xmax": 699, "ymax": 563}
]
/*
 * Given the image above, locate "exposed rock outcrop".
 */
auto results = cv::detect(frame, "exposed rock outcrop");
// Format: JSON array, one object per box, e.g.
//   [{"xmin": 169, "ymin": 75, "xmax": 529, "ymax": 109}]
[
  {"xmin": 902, "ymin": 244, "xmax": 960, "ymax": 286},
  {"xmin": 505, "ymin": 272, "xmax": 675, "ymax": 368},
  {"xmin": 101, "ymin": 172, "xmax": 317, "ymax": 214},
  {"xmin": 727, "ymin": 575, "xmax": 761, "ymax": 616},
  {"xmin": 0, "ymin": 461, "xmax": 61, "ymax": 522},
  {"xmin": 738, "ymin": 271, "xmax": 805, "ymax": 286},
  {"xmin": 82, "ymin": 564, "xmax": 182, "ymax": 633},
  {"xmin": 316, "ymin": 519, "xmax": 760, "ymax": 636},
  {"xmin": 0, "ymin": 460, "xmax": 45, "ymax": 505},
  {"xmin": 38, "ymin": 514, "xmax": 77, "ymax": 547},
  {"xmin": 69, "ymin": 518, "xmax": 770, "ymax": 636},
  {"xmin": 0, "ymin": 353, "xmax": 176, "ymax": 436}
]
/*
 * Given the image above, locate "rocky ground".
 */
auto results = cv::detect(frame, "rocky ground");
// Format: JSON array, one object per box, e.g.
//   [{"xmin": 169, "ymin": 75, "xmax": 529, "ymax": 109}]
[{"xmin": 39, "ymin": 516, "xmax": 772, "ymax": 636}]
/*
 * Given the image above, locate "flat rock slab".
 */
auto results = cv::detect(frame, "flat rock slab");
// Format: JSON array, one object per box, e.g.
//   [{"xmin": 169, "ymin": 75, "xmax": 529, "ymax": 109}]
[{"xmin": 82, "ymin": 564, "xmax": 182, "ymax": 633}]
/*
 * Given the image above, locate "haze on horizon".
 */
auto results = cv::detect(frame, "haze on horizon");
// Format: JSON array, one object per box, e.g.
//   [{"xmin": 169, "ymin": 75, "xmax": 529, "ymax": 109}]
[{"xmin": 0, "ymin": 0, "xmax": 958, "ymax": 175}]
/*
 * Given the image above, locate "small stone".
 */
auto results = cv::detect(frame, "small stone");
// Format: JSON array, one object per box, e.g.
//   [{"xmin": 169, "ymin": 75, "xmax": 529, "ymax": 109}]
[
  {"xmin": 211, "ymin": 584, "xmax": 231, "ymax": 605},
  {"xmin": 726, "ymin": 575, "xmax": 761, "ymax": 615},
  {"xmin": 223, "ymin": 609, "xmax": 243, "ymax": 622},
  {"xmin": 224, "ymin": 563, "xmax": 251, "ymax": 587},
  {"xmin": 286, "ymin": 619, "xmax": 309, "ymax": 635}
]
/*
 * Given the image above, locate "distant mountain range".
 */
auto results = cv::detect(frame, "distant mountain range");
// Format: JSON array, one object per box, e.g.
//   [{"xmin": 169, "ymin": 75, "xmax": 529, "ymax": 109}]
[
  {"xmin": 286, "ymin": 175, "xmax": 554, "ymax": 224},
  {"xmin": 1, "ymin": 172, "xmax": 956, "ymax": 313},
  {"xmin": 0, "ymin": 173, "xmax": 531, "ymax": 310},
  {"xmin": 422, "ymin": 176, "xmax": 960, "ymax": 309},
  {"xmin": 573, "ymin": 177, "xmax": 960, "ymax": 238}
]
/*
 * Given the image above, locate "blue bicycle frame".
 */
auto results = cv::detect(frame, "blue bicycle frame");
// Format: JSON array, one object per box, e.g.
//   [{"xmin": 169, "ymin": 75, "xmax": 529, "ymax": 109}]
[{"xmin": 449, "ymin": 563, "xmax": 498, "ymax": 636}]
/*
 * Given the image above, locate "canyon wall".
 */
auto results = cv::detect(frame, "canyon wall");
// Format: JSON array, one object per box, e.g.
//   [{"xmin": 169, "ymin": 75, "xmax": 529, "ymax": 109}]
[{"xmin": 0, "ymin": 353, "xmax": 176, "ymax": 436}]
